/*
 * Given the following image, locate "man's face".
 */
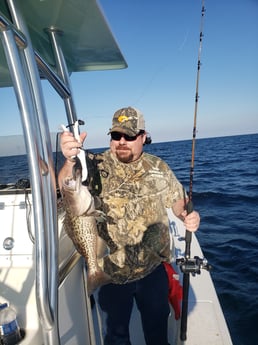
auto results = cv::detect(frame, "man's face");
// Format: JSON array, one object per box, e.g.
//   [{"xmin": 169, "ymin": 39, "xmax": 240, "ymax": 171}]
[{"xmin": 110, "ymin": 131, "xmax": 146, "ymax": 163}]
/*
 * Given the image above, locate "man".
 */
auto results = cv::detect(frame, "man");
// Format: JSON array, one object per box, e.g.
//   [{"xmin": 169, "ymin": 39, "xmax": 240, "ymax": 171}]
[{"xmin": 58, "ymin": 106, "xmax": 200, "ymax": 345}]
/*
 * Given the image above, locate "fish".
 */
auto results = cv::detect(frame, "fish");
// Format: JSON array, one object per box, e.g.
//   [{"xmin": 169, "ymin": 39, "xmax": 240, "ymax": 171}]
[{"xmin": 61, "ymin": 157, "xmax": 111, "ymax": 296}]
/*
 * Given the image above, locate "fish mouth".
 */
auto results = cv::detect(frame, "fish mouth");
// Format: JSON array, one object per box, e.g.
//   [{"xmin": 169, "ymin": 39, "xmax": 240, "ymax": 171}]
[
  {"xmin": 62, "ymin": 157, "xmax": 83, "ymax": 193},
  {"xmin": 63, "ymin": 176, "xmax": 76, "ymax": 190}
]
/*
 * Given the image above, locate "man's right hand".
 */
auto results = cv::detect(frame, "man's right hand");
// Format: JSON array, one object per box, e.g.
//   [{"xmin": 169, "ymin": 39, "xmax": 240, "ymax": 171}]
[{"xmin": 60, "ymin": 131, "xmax": 87, "ymax": 162}]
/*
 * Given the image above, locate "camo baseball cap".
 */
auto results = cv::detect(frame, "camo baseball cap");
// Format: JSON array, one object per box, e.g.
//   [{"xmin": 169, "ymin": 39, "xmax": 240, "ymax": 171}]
[{"xmin": 108, "ymin": 107, "xmax": 145, "ymax": 136}]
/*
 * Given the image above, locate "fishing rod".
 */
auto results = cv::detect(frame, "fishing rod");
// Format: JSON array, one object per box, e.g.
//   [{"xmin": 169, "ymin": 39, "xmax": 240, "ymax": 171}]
[{"xmin": 176, "ymin": 0, "xmax": 211, "ymax": 341}]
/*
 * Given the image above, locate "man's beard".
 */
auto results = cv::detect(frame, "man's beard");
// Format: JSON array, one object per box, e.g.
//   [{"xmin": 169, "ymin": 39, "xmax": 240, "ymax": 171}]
[{"xmin": 115, "ymin": 146, "xmax": 133, "ymax": 163}]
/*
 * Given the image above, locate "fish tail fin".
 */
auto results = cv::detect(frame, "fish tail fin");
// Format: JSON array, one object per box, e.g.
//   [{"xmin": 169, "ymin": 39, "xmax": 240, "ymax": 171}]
[{"xmin": 87, "ymin": 269, "xmax": 112, "ymax": 296}]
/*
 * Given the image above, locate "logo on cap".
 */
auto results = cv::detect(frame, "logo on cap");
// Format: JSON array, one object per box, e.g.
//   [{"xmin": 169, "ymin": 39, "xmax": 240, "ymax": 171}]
[{"xmin": 118, "ymin": 115, "xmax": 130, "ymax": 123}]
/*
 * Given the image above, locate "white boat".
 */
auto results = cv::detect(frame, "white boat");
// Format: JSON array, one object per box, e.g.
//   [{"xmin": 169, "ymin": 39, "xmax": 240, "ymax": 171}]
[{"xmin": 0, "ymin": 1, "xmax": 233, "ymax": 344}]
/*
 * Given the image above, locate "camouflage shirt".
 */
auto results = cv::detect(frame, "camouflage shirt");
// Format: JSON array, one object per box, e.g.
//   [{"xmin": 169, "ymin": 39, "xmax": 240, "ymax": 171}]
[{"xmin": 92, "ymin": 150, "xmax": 185, "ymax": 284}]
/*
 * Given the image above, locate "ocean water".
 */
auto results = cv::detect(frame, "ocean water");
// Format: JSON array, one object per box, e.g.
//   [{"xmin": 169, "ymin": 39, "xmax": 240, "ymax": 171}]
[
  {"xmin": 0, "ymin": 133, "xmax": 257, "ymax": 345},
  {"xmin": 144, "ymin": 133, "xmax": 258, "ymax": 345}
]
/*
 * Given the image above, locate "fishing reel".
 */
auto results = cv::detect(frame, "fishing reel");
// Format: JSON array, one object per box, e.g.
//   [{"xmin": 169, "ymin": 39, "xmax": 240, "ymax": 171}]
[{"xmin": 176, "ymin": 256, "xmax": 211, "ymax": 276}]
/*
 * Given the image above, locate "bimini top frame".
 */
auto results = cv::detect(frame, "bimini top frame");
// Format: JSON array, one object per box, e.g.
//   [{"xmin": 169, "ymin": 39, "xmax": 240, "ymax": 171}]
[
  {"xmin": 0, "ymin": 1, "xmax": 127, "ymax": 345},
  {"xmin": 0, "ymin": 0, "xmax": 127, "ymax": 87}
]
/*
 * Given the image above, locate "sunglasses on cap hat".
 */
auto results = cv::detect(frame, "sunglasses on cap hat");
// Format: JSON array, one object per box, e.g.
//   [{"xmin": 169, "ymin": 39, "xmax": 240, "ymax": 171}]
[{"xmin": 110, "ymin": 130, "xmax": 145, "ymax": 142}]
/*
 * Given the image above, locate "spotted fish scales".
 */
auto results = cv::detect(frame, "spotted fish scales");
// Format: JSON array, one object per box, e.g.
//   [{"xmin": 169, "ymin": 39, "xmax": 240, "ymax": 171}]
[{"xmin": 61, "ymin": 158, "xmax": 111, "ymax": 295}]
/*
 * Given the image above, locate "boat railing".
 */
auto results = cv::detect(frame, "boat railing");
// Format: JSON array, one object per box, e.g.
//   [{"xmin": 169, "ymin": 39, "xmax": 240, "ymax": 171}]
[
  {"xmin": 0, "ymin": 13, "xmax": 71, "ymax": 98},
  {"xmin": 0, "ymin": 2, "xmax": 81, "ymax": 344}
]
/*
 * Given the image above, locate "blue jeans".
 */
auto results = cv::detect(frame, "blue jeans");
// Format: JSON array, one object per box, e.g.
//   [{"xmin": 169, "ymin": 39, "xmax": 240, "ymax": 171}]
[{"xmin": 98, "ymin": 264, "xmax": 170, "ymax": 345}]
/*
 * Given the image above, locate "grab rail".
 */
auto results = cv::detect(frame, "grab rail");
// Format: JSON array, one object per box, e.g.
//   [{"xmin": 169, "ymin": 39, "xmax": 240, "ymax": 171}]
[
  {"xmin": 0, "ymin": 25, "xmax": 57, "ymax": 341},
  {"xmin": 2, "ymin": 1, "xmax": 61, "ymax": 343},
  {"xmin": 46, "ymin": 28, "xmax": 79, "ymax": 128},
  {"xmin": 0, "ymin": 13, "xmax": 71, "ymax": 98}
]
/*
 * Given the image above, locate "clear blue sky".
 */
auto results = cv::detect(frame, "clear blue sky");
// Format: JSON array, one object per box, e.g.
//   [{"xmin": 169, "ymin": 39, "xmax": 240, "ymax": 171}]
[{"xmin": 0, "ymin": 0, "xmax": 258, "ymax": 152}]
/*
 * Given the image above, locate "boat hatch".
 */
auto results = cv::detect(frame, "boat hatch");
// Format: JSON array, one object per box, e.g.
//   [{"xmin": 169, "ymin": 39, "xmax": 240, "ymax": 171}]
[{"xmin": 0, "ymin": 0, "xmax": 127, "ymax": 88}]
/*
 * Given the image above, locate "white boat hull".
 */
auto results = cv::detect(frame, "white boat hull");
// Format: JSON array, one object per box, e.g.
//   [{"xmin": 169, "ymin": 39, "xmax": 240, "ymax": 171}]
[{"xmin": 0, "ymin": 191, "xmax": 94, "ymax": 344}]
